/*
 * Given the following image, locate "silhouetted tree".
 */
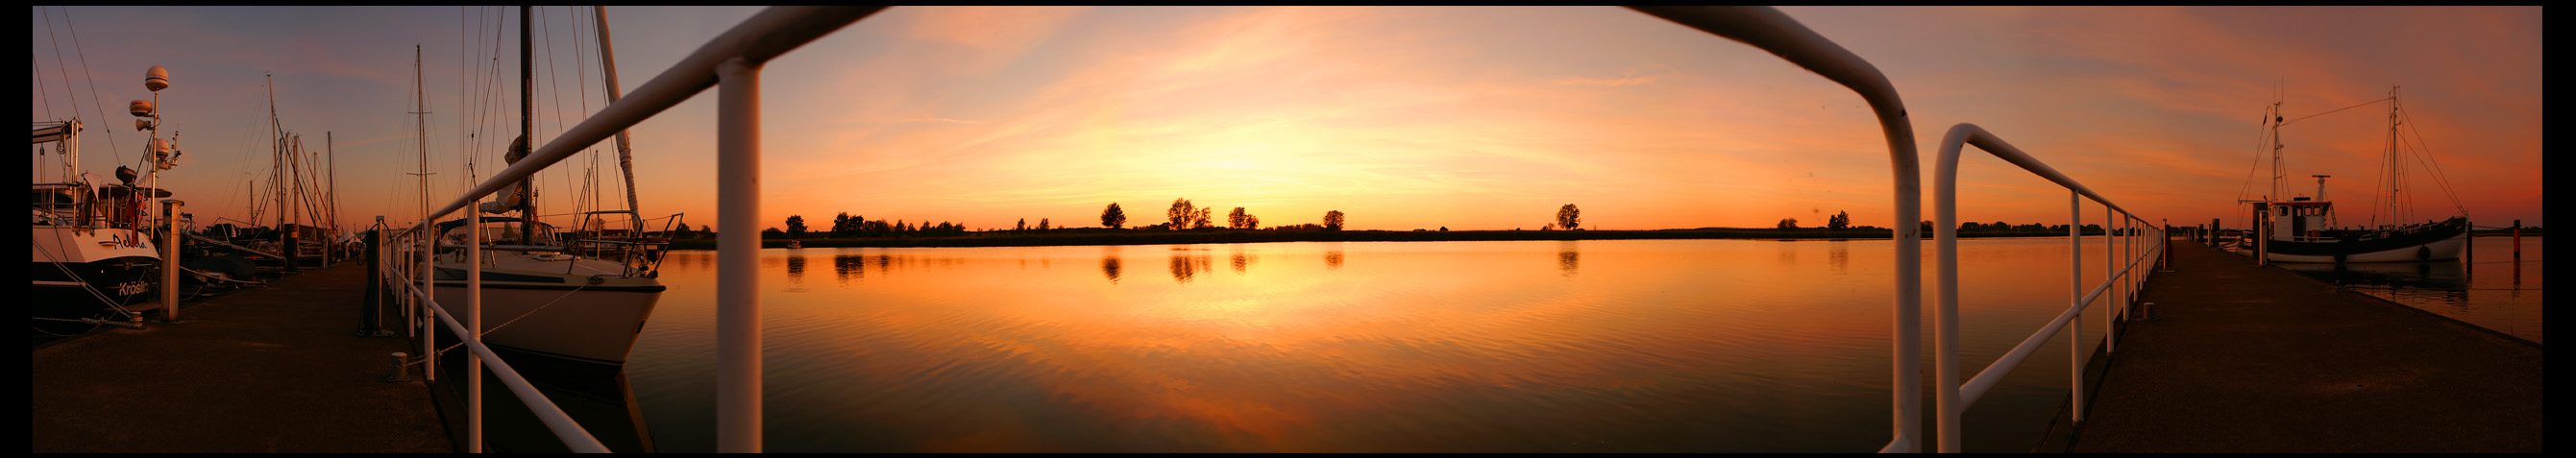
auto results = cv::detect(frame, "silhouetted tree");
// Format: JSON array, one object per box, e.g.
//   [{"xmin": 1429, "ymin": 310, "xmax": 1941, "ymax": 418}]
[
  {"xmin": 1016, "ymin": 218, "xmax": 1027, "ymax": 231},
  {"xmin": 1779, "ymin": 218, "xmax": 1800, "ymax": 229},
  {"xmin": 1828, "ymin": 210, "xmax": 1850, "ymax": 229},
  {"xmin": 1231, "ymin": 206, "xmax": 1262, "ymax": 229},
  {"xmin": 1102, "ymin": 203, "xmax": 1127, "ymax": 229},
  {"xmin": 1323, "ymin": 210, "xmax": 1345, "ymax": 231},
  {"xmin": 1038, "ymin": 218, "xmax": 1050, "ymax": 230},
  {"xmin": 1245, "ymin": 214, "xmax": 1259, "ymax": 229},
  {"xmin": 785, "ymin": 215, "xmax": 807, "ymax": 239},
  {"xmin": 761, "ymin": 228, "xmax": 785, "ymax": 239},
  {"xmin": 1168, "ymin": 199, "xmax": 1197, "ymax": 229},
  {"xmin": 1558, "ymin": 204, "xmax": 1582, "ymax": 230},
  {"xmin": 832, "ymin": 212, "xmax": 860, "ymax": 238}
]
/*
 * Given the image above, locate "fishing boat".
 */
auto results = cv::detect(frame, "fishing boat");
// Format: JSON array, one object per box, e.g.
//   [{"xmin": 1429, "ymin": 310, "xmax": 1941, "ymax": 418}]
[
  {"xmin": 430, "ymin": 7, "xmax": 669, "ymax": 366},
  {"xmin": 2243, "ymin": 87, "xmax": 2469, "ymax": 263},
  {"xmin": 32, "ymin": 66, "xmax": 184, "ymax": 330}
]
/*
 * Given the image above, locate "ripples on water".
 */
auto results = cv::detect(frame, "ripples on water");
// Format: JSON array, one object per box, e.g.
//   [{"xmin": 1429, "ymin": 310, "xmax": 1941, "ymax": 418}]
[{"xmin": 629, "ymin": 238, "xmax": 2162, "ymax": 452}]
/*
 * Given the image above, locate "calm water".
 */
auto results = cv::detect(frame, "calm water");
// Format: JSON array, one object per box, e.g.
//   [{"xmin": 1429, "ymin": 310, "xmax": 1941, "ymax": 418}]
[
  {"xmin": 2272, "ymin": 236, "xmax": 2543, "ymax": 344},
  {"xmin": 608, "ymin": 237, "xmax": 2171, "ymax": 452}
]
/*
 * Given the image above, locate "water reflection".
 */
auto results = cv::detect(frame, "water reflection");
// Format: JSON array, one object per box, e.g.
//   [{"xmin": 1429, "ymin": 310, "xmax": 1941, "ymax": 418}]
[
  {"xmin": 786, "ymin": 254, "xmax": 806, "ymax": 284},
  {"xmin": 835, "ymin": 253, "xmax": 865, "ymax": 284},
  {"xmin": 1557, "ymin": 240, "xmax": 1579, "ymax": 276},
  {"xmin": 1230, "ymin": 249, "xmax": 1255, "ymax": 275},
  {"xmin": 430, "ymin": 336, "xmax": 655, "ymax": 452},
  {"xmin": 637, "ymin": 240, "xmax": 2144, "ymax": 452},
  {"xmin": 1169, "ymin": 250, "xmax": 1212, "ymax": 282},
  {"xmin": 1829, "ymin": 240, "xmax": 1849, "ymax": 275}
]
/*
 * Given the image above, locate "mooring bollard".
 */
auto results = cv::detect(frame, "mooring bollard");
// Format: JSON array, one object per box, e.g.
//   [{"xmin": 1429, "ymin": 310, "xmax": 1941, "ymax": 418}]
[
  {"xmin": 2140, "ymin": 302, "xmax": 2157, "ymax": 322},
  {"xmin": 356, "ymin": 223, "xmax": 393, "ymax": 337},
  {"xmin": 385, "ymin": 352, "xmax": 412, "ymax": 382}
]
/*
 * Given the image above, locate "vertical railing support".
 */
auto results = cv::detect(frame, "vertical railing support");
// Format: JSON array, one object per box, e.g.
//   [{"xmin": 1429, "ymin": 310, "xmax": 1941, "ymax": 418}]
[
  {"xmin": 2068, "ymin": 192, "xmax": 2083, "ymax": 423},
  {"xmin": 467, "ymin": 198, "xmax": 483, "ymax": 453},
  {"xmin": 419, "ymin": 221, "xmax": 435, "ymax": 383},
  {"xmin": 716, "ymin": 56, "xmax": 765, "ymax": 453},
  {"xmin": 160, "ymin": 200, "xmax": 184, "ymax": 323}
]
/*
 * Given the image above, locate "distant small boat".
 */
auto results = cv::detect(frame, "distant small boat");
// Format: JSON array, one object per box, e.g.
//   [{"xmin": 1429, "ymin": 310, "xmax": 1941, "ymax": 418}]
[{"xmin": 786, "ymin": 240, "xmax": 802, "ymax": 249}]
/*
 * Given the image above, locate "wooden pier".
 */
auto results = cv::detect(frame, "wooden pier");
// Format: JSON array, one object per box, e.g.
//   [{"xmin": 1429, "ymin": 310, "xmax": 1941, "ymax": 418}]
[
  {"xmin": 2049, "ymin": 240, "xmax": 2540, "ymax": 452},
  {"xmin": 32, "ymin": 263, "xmax": 451, "ymax": 452}
]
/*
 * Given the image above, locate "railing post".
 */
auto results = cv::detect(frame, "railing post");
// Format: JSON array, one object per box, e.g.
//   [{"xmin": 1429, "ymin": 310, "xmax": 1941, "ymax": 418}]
[
  {"xmin": 2104, "ymin": 209, "xmax": 2115, "ymax": 354},
  {"xmin": 419, "ymin": 222, "xmax": 435, "ymax": 383},
  {"xmin": 716, "ymin": 56, "xmax": 765, "ymax": 453},
  {"xmin": 2068, "ymin": 192, "xmax": 2083, "ymax": 423},
  {"xmin": 467, "ymin": 198, "xmax": 483, "ymax": 453},
  {"xmin": 160, "ymin": 200, "xmax": 184, "ymax": 323}
]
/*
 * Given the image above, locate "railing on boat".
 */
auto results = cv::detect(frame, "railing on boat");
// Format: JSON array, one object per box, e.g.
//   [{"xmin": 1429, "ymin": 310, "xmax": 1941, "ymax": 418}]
[{"xmin": 375, "ymin": 6, "xmax": 2170, "ymax": 452}]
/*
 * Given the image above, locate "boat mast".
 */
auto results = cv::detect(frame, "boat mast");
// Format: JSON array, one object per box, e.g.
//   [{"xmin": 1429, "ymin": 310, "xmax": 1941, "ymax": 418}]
[
  {"xmin": 594, "ymin": 6, "xmax": 644, "ymax": 233},
  {"xmin": 518, "ymin": 5, "xmax": 536, "ymax": 246},
  {"xmin": 271, "ymin": 74, "xmax": 287, "ymax": 253},
  {"xmin": 413, "ymin": 44, "xmax": 431, "ymax": 230},
  {"xmin": 2384, "ymin": 86, "xmax": 2404, "ymax": 226}
]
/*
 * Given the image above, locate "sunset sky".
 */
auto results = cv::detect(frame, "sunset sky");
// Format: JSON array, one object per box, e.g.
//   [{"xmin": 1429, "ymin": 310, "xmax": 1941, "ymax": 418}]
[{"xmin": 31, "ymin": 6, "xmax": 2541, "ymax": 233}]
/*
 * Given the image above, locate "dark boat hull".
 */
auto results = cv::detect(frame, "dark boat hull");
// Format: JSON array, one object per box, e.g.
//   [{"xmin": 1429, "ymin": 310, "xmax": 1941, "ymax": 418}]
[{"xmin": 2264, "ymin": 217, "xmax": 2469, "ymax": 263}]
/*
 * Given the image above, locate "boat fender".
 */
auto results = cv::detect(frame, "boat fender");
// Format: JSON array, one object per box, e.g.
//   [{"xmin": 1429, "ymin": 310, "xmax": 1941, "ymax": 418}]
[
  {"xmin": 588, "ymin": 275, "xmax": 607, "ymax": 285},
  {"xmin": 2333, "ymin": 253, "xmax": 2345, "ymax": 264},
  {"xmin": 2417, "ymin": 246, "xmax": 2431, "ymax": 260}
]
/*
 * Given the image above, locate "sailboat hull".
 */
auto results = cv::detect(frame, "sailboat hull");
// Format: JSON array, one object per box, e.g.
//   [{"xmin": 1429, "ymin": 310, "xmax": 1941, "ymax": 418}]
[{"xmin": 433, "ymin": 281, "xmax": 662, "ymax": 366}]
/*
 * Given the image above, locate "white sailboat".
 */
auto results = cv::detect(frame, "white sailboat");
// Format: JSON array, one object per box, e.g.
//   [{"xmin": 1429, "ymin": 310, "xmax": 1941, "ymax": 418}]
[{"xmin": 432, "ymin": 7, "xmax": 669, "ymax": 366}]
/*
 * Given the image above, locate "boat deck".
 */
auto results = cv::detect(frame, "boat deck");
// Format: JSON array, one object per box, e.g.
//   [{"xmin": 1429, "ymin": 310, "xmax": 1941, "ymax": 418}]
[
  {"xmin": 2050, "ymin": 240, "xmax": 2540, "ymax": 452},
  {"xmin": 32, "ymin": 262, "xmax": 450, "ymax": 452}
]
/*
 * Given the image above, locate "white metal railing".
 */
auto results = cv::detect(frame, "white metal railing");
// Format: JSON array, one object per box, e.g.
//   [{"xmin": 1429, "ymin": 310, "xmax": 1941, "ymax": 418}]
[
  {"xmin": 1641, "ymin": 7, "xmax": 2169, "ymax": 453},
  {"xmin": 378, "ymin": 6, "xmax": 886, "ymax": 452},
  {"xmin": 1933, "ymin": 124, "xmax": 2167, "ymax": 452},
  {"xmin": 1629, "ymin": 6, "xmax": 1926, "ymax": 452}
]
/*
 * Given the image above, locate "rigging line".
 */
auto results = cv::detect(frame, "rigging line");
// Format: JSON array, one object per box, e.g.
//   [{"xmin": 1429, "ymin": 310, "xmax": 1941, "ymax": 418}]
[
  {"xmin": 35, "ymin": 59, "xmax": 57, "ymax": 121},
  {"xmin": 571, "ymin": 6, "xmax": 601, "ymax": 219},
  {"xmin": 39, "ymin": 9, "xmax": 93, "ymax": 156},
  {"xmin": 538, "ymin": 8, "xmax": 577, "ymax": 220},
  {"xmin": 58, "ymin": 8, "xmax": 132, "ymax": 171},
  {"xmin": 2279, "ymin": 96, "xmax": 2392, "ymax": 127},
  {"xmin": 2396, "ymin": 108, "xmax": 2470, "ymax": 215},
  {"xmin": 2236, "ymin": 104, "xmax": 2273, "ymax": 202}
]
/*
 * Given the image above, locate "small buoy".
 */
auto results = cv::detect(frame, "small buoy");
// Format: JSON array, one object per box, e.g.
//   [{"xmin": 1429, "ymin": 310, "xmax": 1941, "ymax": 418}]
[{"xmin": 2417, "ymin": 246, "xmax": 2431, "ymax": 260}]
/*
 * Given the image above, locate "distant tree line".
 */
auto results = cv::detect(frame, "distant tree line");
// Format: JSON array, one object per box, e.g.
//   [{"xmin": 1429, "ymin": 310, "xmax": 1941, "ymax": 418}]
[{"xmin": 760, "ymin": 200, "xmax": 1350, "ymax": 239}]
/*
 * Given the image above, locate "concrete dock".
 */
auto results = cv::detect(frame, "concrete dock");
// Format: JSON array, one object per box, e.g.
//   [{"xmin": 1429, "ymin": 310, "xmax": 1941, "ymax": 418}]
[
  {"xmin": 33, "ymin": 263, "xmax": 452, "ymax": 452},
  {"xmin": 2061, "ymin": 240, "xmax": 2541, "ymax": 452}
]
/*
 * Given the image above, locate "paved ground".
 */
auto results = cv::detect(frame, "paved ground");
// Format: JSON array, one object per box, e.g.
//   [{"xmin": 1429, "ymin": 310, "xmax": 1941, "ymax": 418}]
[
  {"xmin": 33, "ymin": 263, "xmax": 451, "ymax": 452},
  {"xmin": 2065, "ymin": 241, "xmax": 2541, "ymax": 452}
]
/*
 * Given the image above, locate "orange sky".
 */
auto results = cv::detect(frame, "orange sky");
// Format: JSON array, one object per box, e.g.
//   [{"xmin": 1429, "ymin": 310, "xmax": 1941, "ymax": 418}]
[{"xmin": 33, "ymin": 7, "xmax": 2542, "ymax": 233}]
